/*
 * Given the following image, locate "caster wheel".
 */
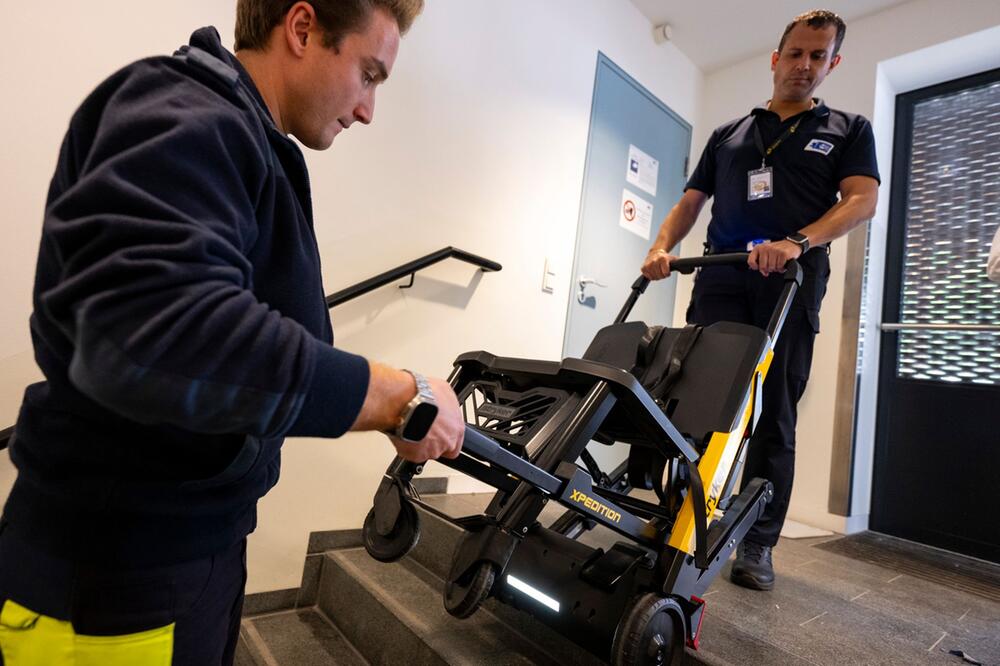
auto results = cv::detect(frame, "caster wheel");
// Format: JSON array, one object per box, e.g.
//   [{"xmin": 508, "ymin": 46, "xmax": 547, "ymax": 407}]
[
  {"xmin": 612, "ymin": 593, "xmax": 684, "ymax": 666},
  {"xmin": 362, "ymin": 501, "xmax": 420, "ymax": 563},
  {"xmin": 443, "ymin": 561, "xmax": 495, "ymax": 619}
]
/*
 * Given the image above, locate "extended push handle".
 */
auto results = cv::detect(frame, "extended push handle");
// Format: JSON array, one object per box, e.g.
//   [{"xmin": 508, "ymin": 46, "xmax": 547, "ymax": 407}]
[
  {"xmin": 615, "ymin": 253, "xmax": 803, "ymax": 328},
  {"xmin": 614, "ymin": 276, "xmax": 651, "ymax": 324}
]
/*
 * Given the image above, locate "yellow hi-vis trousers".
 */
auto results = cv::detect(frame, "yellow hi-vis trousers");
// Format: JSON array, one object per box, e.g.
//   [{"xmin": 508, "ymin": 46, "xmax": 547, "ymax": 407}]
[{"xmin": 0, "ymin": 599, "xmax": 174, "ymax": 665}]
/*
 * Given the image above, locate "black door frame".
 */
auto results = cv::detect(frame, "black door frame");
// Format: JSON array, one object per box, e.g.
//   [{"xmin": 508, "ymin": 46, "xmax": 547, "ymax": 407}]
[{"xmin": 872, "ymin": 65, "xmax": 1000, "ymax": 562}]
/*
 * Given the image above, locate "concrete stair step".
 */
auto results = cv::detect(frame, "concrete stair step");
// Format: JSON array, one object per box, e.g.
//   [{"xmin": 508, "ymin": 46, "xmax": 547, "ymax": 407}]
[
  {"xmin": 239, "ymin": 608, "xmax": 368, "ymax": 666},
  {"xmin": 317, "ymin": 546, "xmax": 566, "ymax": 665}
]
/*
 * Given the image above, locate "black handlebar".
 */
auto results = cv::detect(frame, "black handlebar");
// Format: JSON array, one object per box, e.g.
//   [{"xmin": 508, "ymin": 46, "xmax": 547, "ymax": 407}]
[
  {"xmin": 669, "ymin": 252, "xmax": 750, "ymax": 274},
  {"xmin": 616, "ymin": 254, "xmax": 803, "ymax": 325}
]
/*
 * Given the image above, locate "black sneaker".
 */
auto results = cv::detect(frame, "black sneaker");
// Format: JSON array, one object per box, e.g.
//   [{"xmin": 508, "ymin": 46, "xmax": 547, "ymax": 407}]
[{"xmin": 730, "ymin": 540, "xmax": 775, "ymax": 590}]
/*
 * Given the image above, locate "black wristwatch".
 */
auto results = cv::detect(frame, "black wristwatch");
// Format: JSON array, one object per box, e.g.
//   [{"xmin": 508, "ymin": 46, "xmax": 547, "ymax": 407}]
[
  {"xmin": 395, "ymin": 370, "xmax": 438, "ymax": 442},
  {"xmin": 785, "ymin": 233, "xmax": 810, "ymax": 255}
]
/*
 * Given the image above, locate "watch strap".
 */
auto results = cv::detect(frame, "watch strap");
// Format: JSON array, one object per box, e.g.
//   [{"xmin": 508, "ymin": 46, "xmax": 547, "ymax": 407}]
[
  {"xmin": 785, "ymin": 233, "xmax": 810, "ymax": 254},
  {"xmin": 394, "ymin": 370, "xmax": 437, "ymax": 440},
  {"xmin": 402, "ymin": 369, "xmax": 434, "ymax": 402}
]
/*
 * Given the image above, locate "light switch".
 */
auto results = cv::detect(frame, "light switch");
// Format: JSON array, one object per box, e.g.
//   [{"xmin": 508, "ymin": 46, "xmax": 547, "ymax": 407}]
[{"xmin": 542, "ymin": 257, "xmax": 556, "ymax": 294}]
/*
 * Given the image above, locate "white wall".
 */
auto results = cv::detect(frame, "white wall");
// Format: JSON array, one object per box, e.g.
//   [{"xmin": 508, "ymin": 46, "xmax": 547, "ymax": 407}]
[
  {"xmin": 0, "ymin": 1, "xmax": 703, "ymax": 593},
  {"xmin": 675, "ymin": 0, "xmax": 1000, "ymax": 533}
]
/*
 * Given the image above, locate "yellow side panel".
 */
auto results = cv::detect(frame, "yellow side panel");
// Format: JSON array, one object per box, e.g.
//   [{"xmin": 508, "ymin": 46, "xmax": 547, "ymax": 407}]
[
  {"xmin": 667, "ymin": 350, "xmax": 773, "ymax": 555},
  {"xmin": 0, "ymin": 600, "xmax": 174, "ymax": 666}
]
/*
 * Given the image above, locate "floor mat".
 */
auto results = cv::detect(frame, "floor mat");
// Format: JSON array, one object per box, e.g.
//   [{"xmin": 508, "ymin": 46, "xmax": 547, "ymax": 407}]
[{"xmin": 815, "ymin": 531, "xmax": 1000, "ymax": 603}]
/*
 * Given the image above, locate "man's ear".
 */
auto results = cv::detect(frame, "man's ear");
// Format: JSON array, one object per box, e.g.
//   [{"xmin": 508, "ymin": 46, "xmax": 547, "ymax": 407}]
[
  {"xmin": 828, "ymin": 53, "xmax": 842, "ymax": 72},
  {"xmin": 770, "ymin": 49, "xmax": 780, "ymax": 72},
  {"xmin": 283, "ymin": 1, "xmax": 316, "ymax": 57}
]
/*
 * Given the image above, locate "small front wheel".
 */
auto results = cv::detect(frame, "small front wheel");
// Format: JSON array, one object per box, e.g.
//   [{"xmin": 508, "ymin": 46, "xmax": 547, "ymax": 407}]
[
  {"xmin": 362, "ymin": 501, "xmax": 420, "ymax": 563},
  {"xmin": 443, "ymin": 561, "xmax": 496, "ymax": 619}
]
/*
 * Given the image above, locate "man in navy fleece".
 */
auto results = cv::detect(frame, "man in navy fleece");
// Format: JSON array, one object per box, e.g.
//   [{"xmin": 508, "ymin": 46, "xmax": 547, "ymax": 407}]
[{"xmin": 0, "ymin": 1, "xmax": 458, "ymax": 663}]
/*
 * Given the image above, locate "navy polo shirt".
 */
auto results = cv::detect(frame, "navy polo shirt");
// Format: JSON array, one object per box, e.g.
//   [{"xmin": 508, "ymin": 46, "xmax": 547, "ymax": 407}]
[{"xmin": 686, "ymin": 99, "xmax": 880, "ymax": 250}]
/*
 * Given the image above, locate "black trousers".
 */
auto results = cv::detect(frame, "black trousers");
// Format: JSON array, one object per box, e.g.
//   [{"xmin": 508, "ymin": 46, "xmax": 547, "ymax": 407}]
[
  {"xmin": 0, "ymin": 519, "xmax": 246, "ymax": 665},
  {"xmin": 687, "ymin": 250, "xmax": 830, "ymax": 547}
]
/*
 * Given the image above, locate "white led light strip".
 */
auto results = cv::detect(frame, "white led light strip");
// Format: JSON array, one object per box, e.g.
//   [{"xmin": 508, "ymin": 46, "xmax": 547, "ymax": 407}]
[{"xmin": 506, "ymin": 574, "xmax": 560, "ymax": 612}]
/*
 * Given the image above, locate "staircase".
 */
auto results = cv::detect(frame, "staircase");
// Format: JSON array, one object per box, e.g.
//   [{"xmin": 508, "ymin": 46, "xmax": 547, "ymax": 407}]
[{"xmin": 236, "ymin": 492, "xmax": 718, "ymax": 665}]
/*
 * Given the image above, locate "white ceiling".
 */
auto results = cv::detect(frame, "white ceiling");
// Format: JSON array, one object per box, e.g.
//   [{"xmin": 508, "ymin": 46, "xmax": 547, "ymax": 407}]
[{"xmin": 628, "ymin": 0, "xmax": 912, "ymax": 72}]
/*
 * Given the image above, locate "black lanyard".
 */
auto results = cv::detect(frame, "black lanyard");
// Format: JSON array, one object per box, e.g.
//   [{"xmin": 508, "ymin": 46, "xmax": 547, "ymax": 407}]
[{"xmin": 753, "ymin": 114, "xmax": 805, "ymax": 168}]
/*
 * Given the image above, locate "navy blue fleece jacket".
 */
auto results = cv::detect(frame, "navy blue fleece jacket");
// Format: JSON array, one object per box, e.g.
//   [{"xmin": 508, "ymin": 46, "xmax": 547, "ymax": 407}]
[{"xmin": 3, "ymin": 27, "xmax": 370, "ymax": 564}]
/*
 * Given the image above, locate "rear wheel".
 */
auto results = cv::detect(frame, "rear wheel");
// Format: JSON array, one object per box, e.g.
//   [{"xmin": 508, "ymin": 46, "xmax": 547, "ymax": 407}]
[
  {"xmin": 612, "ymin": 593, "xmax": 685, "ymax": 666},
  {"xmin": 362, "ymin": 501, "xmax": 420, "ymax": 563}
]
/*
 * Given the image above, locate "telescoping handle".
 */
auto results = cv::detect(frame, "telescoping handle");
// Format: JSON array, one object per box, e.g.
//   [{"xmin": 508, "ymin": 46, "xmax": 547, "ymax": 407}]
[
  {"xmin": 613, "ymin": 276, "xmax": 650, "ymax": 324},
  {"xmin": 615, "ymin": 253, "xmax": 802, "ymax": 325},
  {"xmin": 615, "ymin": 254, "xmax": 752, "ymax": 323}
]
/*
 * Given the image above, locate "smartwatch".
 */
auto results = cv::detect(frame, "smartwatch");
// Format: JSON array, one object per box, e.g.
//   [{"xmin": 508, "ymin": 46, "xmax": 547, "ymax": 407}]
[
  {"xmin": 784, "ymin": 232, "xmax": 810, "ymax": 255},
  {"xmin": 395, "ymin": 370, "xmax": 439, "ymax": 442}
]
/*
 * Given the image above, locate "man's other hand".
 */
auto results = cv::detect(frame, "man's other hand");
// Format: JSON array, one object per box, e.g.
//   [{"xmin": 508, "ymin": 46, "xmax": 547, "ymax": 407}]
[
  {"xmin": 642, "ymin": 249, "xmax": 677, "ymax": 280},
  {"xmin": 390, "ymin": 377, "xmax": 464, "ymax": 463},
  {"xmin": 748, "ymin": 240, "xmax": 802, "ymax": 276}
]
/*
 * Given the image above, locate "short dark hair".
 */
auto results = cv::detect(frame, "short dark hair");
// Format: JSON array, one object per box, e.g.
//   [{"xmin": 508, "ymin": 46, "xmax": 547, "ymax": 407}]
[
  {"xmin": 235, "ymin": 0, "xmax": 424, "ymax": 51},
  {"xmin": 778, "ymin": 9, "xmax": 846, "ymax": 58}
]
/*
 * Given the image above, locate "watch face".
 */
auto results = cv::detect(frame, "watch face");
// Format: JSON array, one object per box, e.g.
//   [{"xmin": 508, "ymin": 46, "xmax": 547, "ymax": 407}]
[{"xmin": 401, "ymin": 401, "xmax": 439, "ymax": 441}]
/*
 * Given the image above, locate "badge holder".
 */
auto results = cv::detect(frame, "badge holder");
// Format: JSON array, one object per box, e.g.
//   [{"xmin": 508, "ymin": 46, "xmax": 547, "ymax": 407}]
[{"xmin": 748, "ymin": 165, "xmax": 773, "ymax": 201}]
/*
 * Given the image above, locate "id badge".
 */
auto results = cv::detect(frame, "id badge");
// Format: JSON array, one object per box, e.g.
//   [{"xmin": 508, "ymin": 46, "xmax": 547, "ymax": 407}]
[{"xmin": 748, "ymin": 167, "xmax": 773, "ymax": 201}]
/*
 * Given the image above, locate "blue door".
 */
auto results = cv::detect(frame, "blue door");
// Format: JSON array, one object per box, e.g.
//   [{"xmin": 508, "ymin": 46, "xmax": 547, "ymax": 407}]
[{"xmin": 564, "ymin": 53, "xmax": 692, "ymax": 358}]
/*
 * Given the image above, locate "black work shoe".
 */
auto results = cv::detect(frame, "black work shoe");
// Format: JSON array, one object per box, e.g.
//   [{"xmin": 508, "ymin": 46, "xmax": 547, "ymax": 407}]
[{"xmin": 730, "ymin": 540, "xmax": 775, "ymax": 590}]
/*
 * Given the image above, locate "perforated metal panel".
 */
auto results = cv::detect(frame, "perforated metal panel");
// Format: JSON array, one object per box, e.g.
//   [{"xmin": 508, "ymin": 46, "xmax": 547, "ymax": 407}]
[{"xmin": 896, "ymin": 80, "xmax": 1000, "ymax": 385}]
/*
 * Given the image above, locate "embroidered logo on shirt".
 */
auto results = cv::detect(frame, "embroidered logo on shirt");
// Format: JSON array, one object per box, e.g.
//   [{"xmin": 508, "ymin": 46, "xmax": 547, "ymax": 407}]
[{"xmin": 804, "ymin": 139, "xmax": 835, "ymax": 155}]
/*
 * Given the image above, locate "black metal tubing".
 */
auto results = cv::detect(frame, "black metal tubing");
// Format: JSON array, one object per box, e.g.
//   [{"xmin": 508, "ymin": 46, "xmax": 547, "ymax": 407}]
[
  {"xmin": 461, "ymin": 427, "xmax": 562, "ymax": 494},
  {"xmin": 614, "ymin": 276, "xmax": 650, "ymax": 324},
  {"xmin": 325, "ymin": 246, "xmax": 502, "ymax": 308},
  {"xmin": 764, "ymin": 269, "xmax": 801, "ymax": 343}
]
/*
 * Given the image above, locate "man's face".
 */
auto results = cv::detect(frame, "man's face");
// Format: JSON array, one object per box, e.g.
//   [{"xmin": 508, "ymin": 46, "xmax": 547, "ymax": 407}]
[
  {"xmin": 288, "ymin": 8, "xmax": 400, "ymax": 150},
  {"xmin": 770, "ymin": 23, "xmax": 841, "ymax": 103}
]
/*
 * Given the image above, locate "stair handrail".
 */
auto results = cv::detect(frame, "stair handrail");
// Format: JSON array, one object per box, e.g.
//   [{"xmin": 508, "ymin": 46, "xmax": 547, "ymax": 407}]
[
  {"xmin": 325, "ymin": 246, "xmax": 502, "ymax": 309},
  {"xmin": 0, "ymin": 247, "xmax": 503, "ymax": 450}
]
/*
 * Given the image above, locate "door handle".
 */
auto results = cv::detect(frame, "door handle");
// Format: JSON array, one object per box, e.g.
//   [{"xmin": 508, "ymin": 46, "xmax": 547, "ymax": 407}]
[
  {"xmin": 577, "ymin": 276, "xmax": 607, "ymax": 304},
  {"xmin": 880, "ymin": 323, "xmax": 1000, "ymax": 332}
]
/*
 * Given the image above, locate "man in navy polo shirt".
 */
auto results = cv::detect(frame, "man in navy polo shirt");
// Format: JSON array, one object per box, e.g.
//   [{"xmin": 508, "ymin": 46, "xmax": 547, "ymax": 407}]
[{"xmin": 642, "ymin": 9, "xmax": 879, "ymax": 590}]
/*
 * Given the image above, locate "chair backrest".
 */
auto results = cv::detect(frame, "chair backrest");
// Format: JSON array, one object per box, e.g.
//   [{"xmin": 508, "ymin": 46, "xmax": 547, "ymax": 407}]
[{"xmin": 583, "ymin": 320, "xmax": 769, "ymax": 445}]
